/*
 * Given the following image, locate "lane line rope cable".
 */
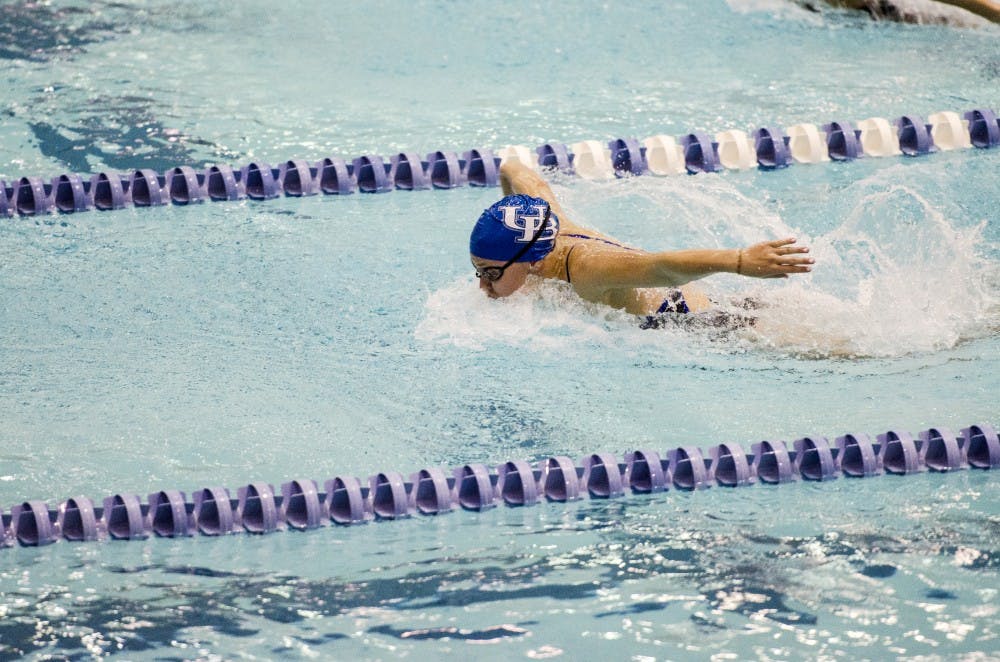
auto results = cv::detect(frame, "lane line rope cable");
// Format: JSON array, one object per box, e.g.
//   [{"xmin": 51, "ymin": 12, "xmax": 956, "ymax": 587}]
[
  {"xmin": 1, "ymin": 108, "xmax": 998, "ymax": 217},
  {"xmin": 1, "ymin": 424, "xmax": 997, "ymax": 548}
]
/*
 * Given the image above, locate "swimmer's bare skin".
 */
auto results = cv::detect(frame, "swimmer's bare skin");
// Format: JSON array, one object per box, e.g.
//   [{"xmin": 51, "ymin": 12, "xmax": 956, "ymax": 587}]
[{"xmin": 472, "ymin": 161, "xmax": 814, "ymax": 315}]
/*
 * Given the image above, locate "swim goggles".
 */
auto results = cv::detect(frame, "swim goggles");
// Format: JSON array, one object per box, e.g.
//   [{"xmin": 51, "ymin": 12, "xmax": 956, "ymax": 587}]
[{"xmin": 473, "ymin": 207, "xmax": 551, "ymax": 283}]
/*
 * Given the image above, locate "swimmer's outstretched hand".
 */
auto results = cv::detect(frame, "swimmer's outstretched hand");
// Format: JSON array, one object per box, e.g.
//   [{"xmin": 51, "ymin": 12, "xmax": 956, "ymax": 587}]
[{"xmin": 738, "ymin": 238, "xmax": 813, "ymax": 278}]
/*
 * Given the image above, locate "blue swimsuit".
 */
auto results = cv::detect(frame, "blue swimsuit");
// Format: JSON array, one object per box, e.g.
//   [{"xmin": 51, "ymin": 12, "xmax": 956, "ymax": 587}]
[{"xmin": 561, "ymin": 233, "xmax": 690, "ymax": 328}]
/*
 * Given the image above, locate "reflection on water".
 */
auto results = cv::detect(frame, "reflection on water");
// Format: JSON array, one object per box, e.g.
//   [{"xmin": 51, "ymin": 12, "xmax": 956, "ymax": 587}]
[
  {"xmin": 1, "ymin": 473, "xmax": 995, "ymax": 659},
  {"xmin": 0, "ymin": 3, "xmax": 127, "ymax": 62},
  {"xmin": 28, "ymin": 98, "xmax": 236, "ymax": 175}
]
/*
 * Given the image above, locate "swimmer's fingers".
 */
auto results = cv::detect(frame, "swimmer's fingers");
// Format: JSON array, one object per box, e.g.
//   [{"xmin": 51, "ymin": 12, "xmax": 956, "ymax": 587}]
[
  {"xmin": 741, "ymin": 239, "xmax": 814, "ymax": 278},
  {"xmin": 771, "ymin": 256, "xmax": 814, "ymax": 276},
  {"xmin": 760, "ymin": 265, "xmax": 810, "ymax": 279},
  {"xmin": 781, "ymin": 255, "xmax": 816, "ymax": 274},
  {"xmin": 776, "ymin": 244, "xmax": 810, "ymax": 256},
  {"xmin": 777, "ymin": 254, "xmax": 814, "ymax": 267},
  {"xmin": 768, "ymin": 239, "xmax": 812, "ymax": 275},
  {"xmin": 764, "ymin": 237, "xmax": 810, "ymax": 253}
]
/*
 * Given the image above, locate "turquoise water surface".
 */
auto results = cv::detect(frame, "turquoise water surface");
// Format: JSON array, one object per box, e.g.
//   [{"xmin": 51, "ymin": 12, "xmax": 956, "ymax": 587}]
[{"xmin": 1, "ymin": 1, "xmax": 998, "ymax": 659}]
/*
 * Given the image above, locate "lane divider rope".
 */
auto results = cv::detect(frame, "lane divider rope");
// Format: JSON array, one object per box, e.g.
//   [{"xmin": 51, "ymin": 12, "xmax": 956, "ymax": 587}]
[
  {"xmin": 1, "ymin": 423, "xmax": 996, "ymax": 548},
  {"xmin": 1, "ymin": 108, "xmax": 997, "ymax": 218}
]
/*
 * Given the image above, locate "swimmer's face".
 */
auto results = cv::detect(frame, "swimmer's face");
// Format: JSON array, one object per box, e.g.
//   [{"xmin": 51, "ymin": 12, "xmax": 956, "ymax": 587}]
[{"xmin": 471, "ymin": 256, "xmax": 531, "ymax": 298}]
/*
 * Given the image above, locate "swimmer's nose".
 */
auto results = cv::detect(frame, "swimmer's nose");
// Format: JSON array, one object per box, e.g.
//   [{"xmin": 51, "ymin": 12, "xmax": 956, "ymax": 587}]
[{"xmin": 479, "ymin": 277, "xmax": 497, "ymax": 298}]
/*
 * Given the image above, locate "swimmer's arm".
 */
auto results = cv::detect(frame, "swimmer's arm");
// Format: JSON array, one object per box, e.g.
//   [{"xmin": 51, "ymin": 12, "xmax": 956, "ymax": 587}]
[
  {"xmin": 572, "ymin": 238, "xmax": 813, "ymax": 291},
  {"xmin": 500, "ymin": 160, "xmax": 551, "ymax": 199},
  {"xmin": 499, "ymin": 162, "xmax": 588, "ymax": 233}
]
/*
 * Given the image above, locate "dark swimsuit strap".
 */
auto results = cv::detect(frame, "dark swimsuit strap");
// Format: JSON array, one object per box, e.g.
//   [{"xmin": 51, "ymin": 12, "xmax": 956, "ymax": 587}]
[
  {"xmin": 561, "ymin": 233, "xmax": 631, "ymax": 249},
  {"xmin": 564, "ymin": 245, "xmax": 577, "ymax": 283},
  {"xmin": 563, "ymin": 233, "xmax": 635, "ymax": 285}
]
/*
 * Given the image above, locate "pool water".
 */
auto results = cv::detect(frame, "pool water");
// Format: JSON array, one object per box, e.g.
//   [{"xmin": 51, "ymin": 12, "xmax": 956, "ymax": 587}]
[{"xmin": 1, "ymin": 0, "xmax": 998, "ymax": 659}]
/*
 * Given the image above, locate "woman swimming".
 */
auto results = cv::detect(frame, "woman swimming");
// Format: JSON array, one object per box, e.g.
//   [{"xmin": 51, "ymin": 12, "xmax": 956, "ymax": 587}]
[{"xmin": 469, "ymin": 161, "xmax": 814, "ymax": 324}]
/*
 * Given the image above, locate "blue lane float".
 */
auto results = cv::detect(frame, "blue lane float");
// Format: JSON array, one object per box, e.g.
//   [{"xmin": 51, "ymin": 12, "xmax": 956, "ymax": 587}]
[
  {"xmin": 0, "ymin": 423, "xmax": 996, "ymax": 549},
  {"xmin": 51, "ymin": 174, "xmax": 89, "ymax": 213},
  {"xmin": 608, "ymin": 138, "xmax": 647, "ymax": 177},
  {"xmin": 316, "ymin": 157, "xmax": 355, "ymax": 195},
  {"xmin": 390, "ymin": 152, "xmax": 429, "ymax": 191},
  {"xmin": 90, "ymin": 172, "xmax": 127, "ymax": 210},
  {"xmin": 205, "ymin": 164, "xmax": 243, "ymax": 201},
  {"xmin": 536, "ymin": 143, "xmax": 573, "ymax": 173},
  {"xmin": 752, "ymin": 127, "xmax": 793, "ymax": 169},
  {"xmin": 823, "ymin": 120, "xmax": 863, "ymax": 161},
  {"xmin": 278, "ymin": 160, "xmax": 317, "ymax": 198},
  {"xmin": 966, "ymin": 108, "xmax": 1000, "ymax": 148},
  {"xmin": 681, "ymin": 133, "xmax": 722, "ymax": 174},
  {"xmin": 0, "ymin": 106, "xmax": 997, "ymax": 218},
  {"xmin": 896, "ymin": 115, "xmax": 934, "ymax": 156},
  {"xmin": 463, "ymin": 149, "xmax": 501, "ymax": 187},
  {"xmin": 425, "ymin": 151, "xmax": 463, "ymax": 189},
  {"xmin": 353, "ymin": 154, "xmax": 392, "ymax": 193}
]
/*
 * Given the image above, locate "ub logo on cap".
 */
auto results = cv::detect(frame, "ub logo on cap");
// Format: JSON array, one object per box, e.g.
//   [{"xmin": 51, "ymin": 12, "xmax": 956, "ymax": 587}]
[
  {"xmin": 469, "ymin": 194, "xmax": 559, "ymax": 262},
  {"xmin": 498, "ymin": 204, "xmax": 556, "ymax": 243}
]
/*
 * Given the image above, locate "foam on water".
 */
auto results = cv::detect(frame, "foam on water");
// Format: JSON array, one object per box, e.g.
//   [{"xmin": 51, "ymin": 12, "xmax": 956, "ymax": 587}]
[
  {"xmin": 749, "ymin": 238, "xmax": 996, "ymax": 359},
  {"xmin": 417, "ymin": 275, "xmax": 656, "ymax": 352}
]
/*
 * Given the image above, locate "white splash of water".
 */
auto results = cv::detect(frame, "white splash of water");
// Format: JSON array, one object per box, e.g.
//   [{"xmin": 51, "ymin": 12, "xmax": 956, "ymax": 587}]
[
  {"xmin": 414, "ymin": 277, "xmax": 641, "ymax": 353},
  {"xmin": 742, "ymin": 182, "xmax": 997, "ymax": 358},
  {"xmin": 724, "ymin": 0, "xmax": 827, "ymax": 24},
  {"xmin": 418, "ymin": 172, "xmax": 997, "ymax": 360}
]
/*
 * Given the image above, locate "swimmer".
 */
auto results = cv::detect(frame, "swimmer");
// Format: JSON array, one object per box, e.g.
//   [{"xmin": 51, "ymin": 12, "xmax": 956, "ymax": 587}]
[{"xmin": 469, "ymin": 161, "xmax": 814, "ymax": 326}]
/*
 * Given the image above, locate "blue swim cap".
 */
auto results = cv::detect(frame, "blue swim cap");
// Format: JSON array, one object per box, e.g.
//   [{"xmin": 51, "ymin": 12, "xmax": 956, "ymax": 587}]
[{"xmin": 469, "ymin": 194, "xmax": 559, "ymax": 262}]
